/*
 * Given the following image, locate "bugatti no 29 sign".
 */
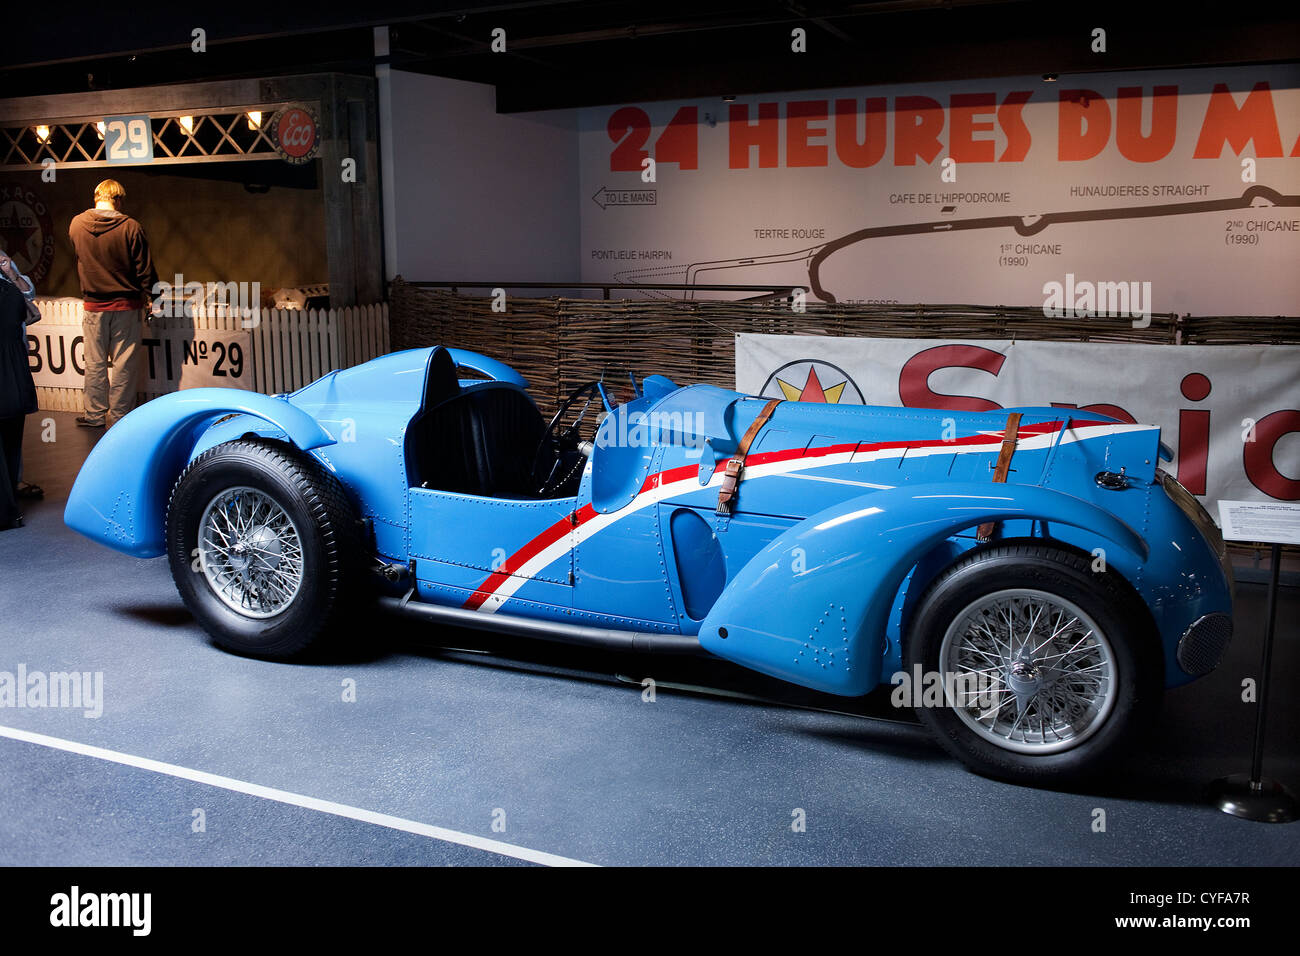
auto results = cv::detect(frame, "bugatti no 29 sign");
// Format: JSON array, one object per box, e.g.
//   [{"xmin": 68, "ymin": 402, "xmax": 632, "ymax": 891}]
[
  {"xmin": 28, "ymin": 321, "xmax": 252, "ymax": 392},
  {"xmin": 738, "ymin": 334, "xmax": 1300, "ymax": 506}
]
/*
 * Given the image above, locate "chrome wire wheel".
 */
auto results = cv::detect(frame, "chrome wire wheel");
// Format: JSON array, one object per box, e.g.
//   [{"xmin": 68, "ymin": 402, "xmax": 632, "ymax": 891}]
[
  {"xmin": 939, "ymin": 588, "xmax": 1117, "ymax": 755},
  {"xmin": 197, "ymin": 486, "xmax": 305, "ymax": 619}
]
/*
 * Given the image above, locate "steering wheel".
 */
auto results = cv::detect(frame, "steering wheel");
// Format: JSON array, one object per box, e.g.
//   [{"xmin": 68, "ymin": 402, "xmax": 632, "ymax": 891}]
[{"xmin": 532, "ymin": 381, "xmax": 605, "ymax": 497}]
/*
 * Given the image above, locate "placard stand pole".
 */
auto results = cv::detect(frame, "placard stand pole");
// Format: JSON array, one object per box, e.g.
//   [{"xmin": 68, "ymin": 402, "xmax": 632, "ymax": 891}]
[{"xmin": 1209, "ymin": 542, "xmax": 1298, "ymax": 823}]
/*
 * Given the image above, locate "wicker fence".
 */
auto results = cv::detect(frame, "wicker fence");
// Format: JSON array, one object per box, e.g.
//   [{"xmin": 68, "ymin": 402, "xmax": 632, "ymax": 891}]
[{"xmin": 390, "ymin": 279, "xmax": 1300, "ymax": 414}]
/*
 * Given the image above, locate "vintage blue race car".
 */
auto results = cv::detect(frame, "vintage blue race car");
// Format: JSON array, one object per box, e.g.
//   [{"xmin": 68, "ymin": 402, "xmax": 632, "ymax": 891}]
[{"xmin": 65, "ymin": 346, "xmax": 1234, "ymax": 783}]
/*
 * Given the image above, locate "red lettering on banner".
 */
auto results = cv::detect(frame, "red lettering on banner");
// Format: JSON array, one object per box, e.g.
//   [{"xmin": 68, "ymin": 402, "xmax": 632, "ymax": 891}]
[
  {"xmin": 899, "ymin": 345, "xmax": 1005, "ymax": 411},
  {"xmin": 834, "ymin": 97, "xmax": 887, "ymax": 168},
  {"xmin": 1058, "ymin": 90, "xmax": 1110, "ymax": 161},
  {"xmin": 1176, "ymin": 372, "xmax": 1212, "ymax": 495},
  {"xmin": 1244, "ymin": 409, "xmax": 1300, "ymax": 500},
  {"xmin": 608, "ymin": 107, "xmax": 651, "ymax": 171},
  {"xmin": 1193, "ymin": 82, "xmax": 1284, "ymax": 158},
  {"xmin": 729, "ymin": 103, "xmax": 780, "ymax": 169},
  {"xmin": 998, "ymin": 91, "xmax": 1033, "ymax": 162},
  {"xmin": 1116, "ymin": 86, "xmax": 1179, "ymax": 162},
  {"xmin": 894, "ymin": 96, "xmax": 945, "ymax": 166},
  {"xmin": 655, "ymin": 107, "xmax": 699, "ymax": 169},
  {"xmin": 1177, "ymin": 409, "xmax": 1210, "ymax": 494},
  {"xmin": 608, "ymin": 106, "xmax": 699, "ymax": 171},
  {"xmin": 787, "ymin": 101, "xmax": 829, "ymax": 168},
  {"xmin": 608, "ymin": 76, "xmax": 1297, "ymax": 170},
  {"xmin": 949, "ymin": 93, "xmax": 997, "ymax": 163}
]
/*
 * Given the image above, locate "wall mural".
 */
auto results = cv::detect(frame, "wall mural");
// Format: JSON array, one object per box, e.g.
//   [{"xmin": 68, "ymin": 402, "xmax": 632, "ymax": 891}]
[{"xmin": 579, "ymin": 65, "xmax": 1300, "ymax": 315}]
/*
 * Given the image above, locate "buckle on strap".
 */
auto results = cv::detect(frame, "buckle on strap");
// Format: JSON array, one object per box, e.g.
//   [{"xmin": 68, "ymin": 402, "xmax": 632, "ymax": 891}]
[
  {"xmin": 715, "ymin": 399, "xmax": 782, "ymax": 516},
  {"xmin": 716, "ymin": 460, "xmax": 744, "ymax": 515}
]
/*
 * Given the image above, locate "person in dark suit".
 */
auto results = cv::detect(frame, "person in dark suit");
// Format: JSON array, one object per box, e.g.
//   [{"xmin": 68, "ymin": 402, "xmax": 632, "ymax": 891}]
[{"xmin": 0, "ymin": 250, "xmax": 40, "ymax": 530}]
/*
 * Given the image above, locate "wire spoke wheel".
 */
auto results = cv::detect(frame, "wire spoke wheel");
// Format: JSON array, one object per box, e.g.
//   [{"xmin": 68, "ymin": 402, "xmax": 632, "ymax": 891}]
[
  {"xmin": 169, "ymin": 439, "xmax": 361, "ymax": 659},
  {"xmin": 940, "ymin": 588, "xmax": 1116, "ymax": 755},
  {"xmin": 198, "ymin": 486, "xmax": 305, "ymax": 619}
]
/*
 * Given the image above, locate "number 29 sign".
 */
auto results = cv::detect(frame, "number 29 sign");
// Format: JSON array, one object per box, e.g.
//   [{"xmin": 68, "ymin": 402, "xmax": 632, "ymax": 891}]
[{"xmin": 102, "ymin": 115, "xmax": 154, "ymax": 164}]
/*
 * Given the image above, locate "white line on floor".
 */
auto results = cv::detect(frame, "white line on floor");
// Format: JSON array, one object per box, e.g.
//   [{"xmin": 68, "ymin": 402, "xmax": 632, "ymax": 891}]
[{"xmin": 0, "ymin": 724, "xmax": 596, "ymax": 867}]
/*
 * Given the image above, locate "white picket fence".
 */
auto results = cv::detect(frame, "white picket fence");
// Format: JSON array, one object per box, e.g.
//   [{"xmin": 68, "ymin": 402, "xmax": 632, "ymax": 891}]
[
  {"xmin": 30, "ymin": 299, "xmax": 390, "ymax": 412},
  {"xmin": 247, "ymin": 303, "xmax": 390, "ymax": 394}
]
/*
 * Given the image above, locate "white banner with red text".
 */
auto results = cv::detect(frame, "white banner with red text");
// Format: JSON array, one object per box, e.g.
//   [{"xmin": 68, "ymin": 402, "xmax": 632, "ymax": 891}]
[{"xmin": 735, "ymin": 333, "xmax": 1300, "ymax": 507}]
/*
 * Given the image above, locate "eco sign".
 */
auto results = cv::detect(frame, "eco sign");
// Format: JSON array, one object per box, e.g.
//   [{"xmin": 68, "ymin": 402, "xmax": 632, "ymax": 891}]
[{"xmin": 271, "ymin": 105, "xmax": 320, "ymax": 164}]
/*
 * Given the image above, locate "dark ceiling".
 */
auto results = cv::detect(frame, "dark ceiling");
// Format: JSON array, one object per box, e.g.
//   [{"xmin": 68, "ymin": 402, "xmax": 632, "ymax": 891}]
[{"xmin": 6, "ymin": 1, "xmax": 1299, "ymax": 111}]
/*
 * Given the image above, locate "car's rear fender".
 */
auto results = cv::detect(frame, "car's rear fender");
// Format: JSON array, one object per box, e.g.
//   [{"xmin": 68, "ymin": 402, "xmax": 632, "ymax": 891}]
[
  {"xmin": 698, "ymin": 482, "xmax": 1148, "ymax": 696},
  {"xmin": 64, "ymin": 389, "xmax": 336, "ymax": 558}
]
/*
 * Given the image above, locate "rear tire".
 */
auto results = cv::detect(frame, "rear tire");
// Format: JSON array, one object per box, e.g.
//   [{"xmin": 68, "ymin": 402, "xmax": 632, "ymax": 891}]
[
  {"xmin": 905, "ymin": 542, "xmax": 1161, "ymax": 785},
  {"xmin": 166, "ymin": 439, "xmax": 360, "ymax": 659}
]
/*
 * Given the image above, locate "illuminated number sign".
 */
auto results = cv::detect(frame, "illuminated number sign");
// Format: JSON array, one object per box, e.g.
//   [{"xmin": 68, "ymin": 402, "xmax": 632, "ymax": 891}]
[{"xmin": 102, "ymin": 115, "xmax": 154, "ymax": 164}]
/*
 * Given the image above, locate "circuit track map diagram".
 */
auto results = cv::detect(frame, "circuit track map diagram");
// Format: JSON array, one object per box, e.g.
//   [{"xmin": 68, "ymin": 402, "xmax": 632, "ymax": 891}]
[{"xmin": 609, "ymin": 185, "xmax": 1300, "ymax": 301}]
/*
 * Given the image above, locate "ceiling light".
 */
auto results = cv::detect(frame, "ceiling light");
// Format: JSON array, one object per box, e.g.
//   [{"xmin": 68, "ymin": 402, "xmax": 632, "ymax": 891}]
[
  {"xmin": 1042, "ymin": 73, "xmax": 1059, "ymax": 82},
  {"xmin": 246, "ymin": 111, "xmax": 262, "ymax": 130},
  {"xmin": 35, "ymin": 125, "xmax": 51, "ymax": 143},
  {"xmin": 95, "ymin": 121, "xmax": 106, "ymax": 140},
  {"xmin": 179, "ymin": 115, "xmax": 194, "ymax": 134}
]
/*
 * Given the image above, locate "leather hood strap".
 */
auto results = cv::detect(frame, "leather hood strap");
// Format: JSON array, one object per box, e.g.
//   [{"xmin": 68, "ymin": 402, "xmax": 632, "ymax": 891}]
[
  {"xmin": 716, "ymin": 398, "xmax": 782, "ymax": 516},
  {"xmin": 976, "ymin": 412, "xmax": 1023, "ymax": 542}
]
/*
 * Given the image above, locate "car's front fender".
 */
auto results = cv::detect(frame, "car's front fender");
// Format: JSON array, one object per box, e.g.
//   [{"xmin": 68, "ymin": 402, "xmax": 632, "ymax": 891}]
[
  {"xmin": 64, "ymin": 389, "xmax": 336, "ymax": 558},
  {"xmin": 698, "ymin": 482, "xmax": 1148, "ymax": 696}
]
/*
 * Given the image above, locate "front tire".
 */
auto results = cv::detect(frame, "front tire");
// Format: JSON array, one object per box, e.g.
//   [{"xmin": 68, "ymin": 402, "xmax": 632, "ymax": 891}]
[
  {"xmin": 166, "ymin": 439, "xmax": 360, "ymax": 659},
  {"xmin": 905, "ymin": 542, "xmax": 1161, "ymax": 785}
]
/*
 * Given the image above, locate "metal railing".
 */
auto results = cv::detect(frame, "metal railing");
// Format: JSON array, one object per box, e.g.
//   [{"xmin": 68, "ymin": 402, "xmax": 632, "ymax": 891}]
[{"xmin": 404, "ymin": 280, "xmax": 800, "ymax": 301}]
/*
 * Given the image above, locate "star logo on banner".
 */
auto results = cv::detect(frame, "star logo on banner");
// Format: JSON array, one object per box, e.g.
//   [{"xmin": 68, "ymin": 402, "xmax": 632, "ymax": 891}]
[
  {"xmin": 775, "ymin": 364, "xmax": 847, "ymax": 404},
  {"xmin": 761, "ymin": 360, "xmax": 864, "ymax": 405}
]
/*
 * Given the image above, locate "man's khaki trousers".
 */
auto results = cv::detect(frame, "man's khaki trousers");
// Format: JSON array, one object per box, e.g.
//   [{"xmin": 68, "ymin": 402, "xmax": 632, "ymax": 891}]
[{"xmin": 82, "ymin": 309, "xmax": 143, "ymax": 426}]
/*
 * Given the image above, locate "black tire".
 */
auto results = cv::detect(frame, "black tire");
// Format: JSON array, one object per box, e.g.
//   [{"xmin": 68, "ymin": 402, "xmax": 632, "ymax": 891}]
[
  {"xmin": 166, "ymin": 438, "xmax": 361, "ymax": 659},
  {"xmin": 904, "ymin": 541, "xmax": 1161, "ymax": 785}
]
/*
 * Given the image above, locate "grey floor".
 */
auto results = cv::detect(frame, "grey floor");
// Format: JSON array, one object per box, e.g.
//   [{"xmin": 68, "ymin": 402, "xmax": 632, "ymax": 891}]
[{"xmin": 1, "ymin": 411, "xmax": 1297, "ymax": 866}]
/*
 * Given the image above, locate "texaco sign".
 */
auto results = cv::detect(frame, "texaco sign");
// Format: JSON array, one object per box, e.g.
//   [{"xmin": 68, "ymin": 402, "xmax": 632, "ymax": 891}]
[{"xmin": 0, "ymin": 185, "xmax": 55, "ymax": 285}]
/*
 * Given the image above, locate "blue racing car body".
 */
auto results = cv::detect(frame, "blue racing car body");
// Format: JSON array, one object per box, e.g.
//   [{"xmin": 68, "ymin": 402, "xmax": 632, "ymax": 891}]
[{"xmin": 65, "ymin": 345, "xmax": 1235, "ymax": 781}]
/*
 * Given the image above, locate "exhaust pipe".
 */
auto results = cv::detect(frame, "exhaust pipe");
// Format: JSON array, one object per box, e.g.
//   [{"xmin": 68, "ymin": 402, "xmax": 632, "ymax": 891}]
[{"xmin": 376, "ymin": 595, "xmax": 705, "ymax": 656}]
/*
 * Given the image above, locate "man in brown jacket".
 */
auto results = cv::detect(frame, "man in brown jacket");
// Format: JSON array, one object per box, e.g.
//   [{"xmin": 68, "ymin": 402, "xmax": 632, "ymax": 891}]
[{"xmin": 68, "ymin": 179, "xmax": 159, "ymax": 427}]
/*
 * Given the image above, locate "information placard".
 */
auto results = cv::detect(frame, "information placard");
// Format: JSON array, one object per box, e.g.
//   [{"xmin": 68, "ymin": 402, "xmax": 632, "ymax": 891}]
[{"xmin": 1216, "ymin": 500, "xmax": 1300, "ymax": 546}]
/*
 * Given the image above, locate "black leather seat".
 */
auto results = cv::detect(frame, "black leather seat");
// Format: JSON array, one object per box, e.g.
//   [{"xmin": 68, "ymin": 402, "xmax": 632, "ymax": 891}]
[{"xmin": 409, "ymin": 348, "xmax": 547, "ymax": 498}]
